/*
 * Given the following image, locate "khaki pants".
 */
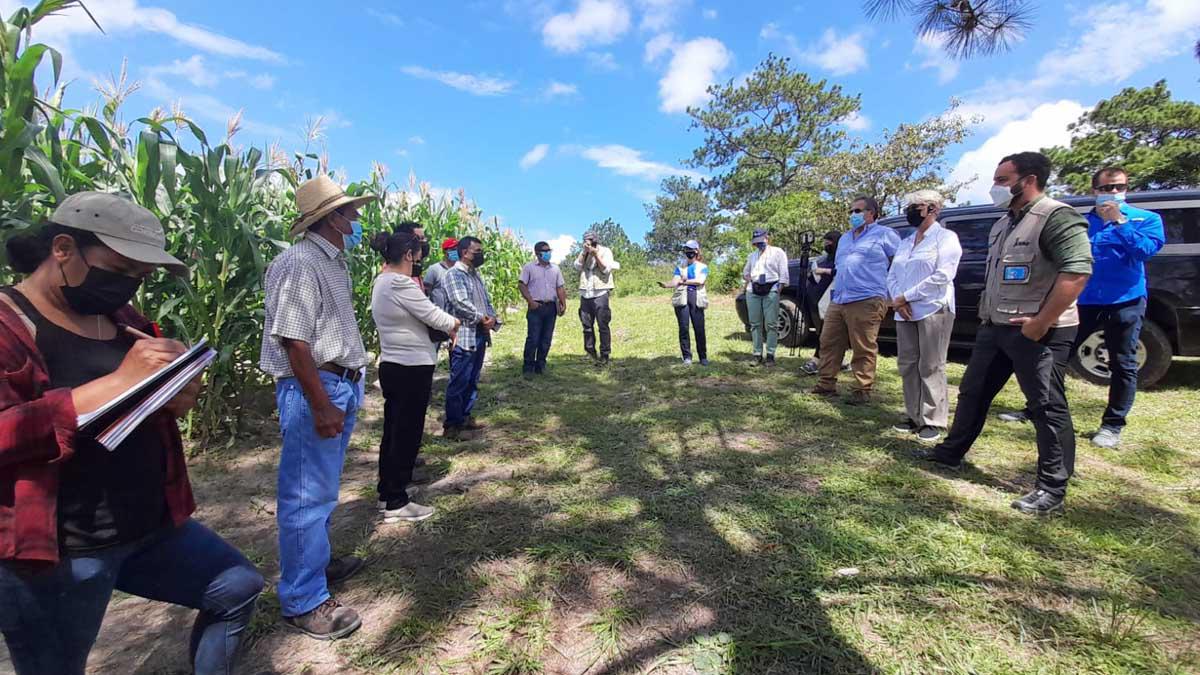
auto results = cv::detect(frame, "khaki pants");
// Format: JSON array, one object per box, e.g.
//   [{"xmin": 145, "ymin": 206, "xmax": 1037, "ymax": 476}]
[
  {"xmin": 896, "ymin": 308, "xmax": 954, "ymax": 428},
  {"xmin": 817, "ymin": 298, "xmax": 887, "ymax": 394}
]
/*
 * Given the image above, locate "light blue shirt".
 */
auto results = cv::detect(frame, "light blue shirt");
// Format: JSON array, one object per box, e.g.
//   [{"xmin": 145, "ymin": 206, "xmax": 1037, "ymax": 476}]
[
  {"xmin": 885, "ymin": 222, "xmax": 962, "ymax": 321},
  {"xmin": 832, "ymin": 223, "xmax": 901, "ymax": 304}
]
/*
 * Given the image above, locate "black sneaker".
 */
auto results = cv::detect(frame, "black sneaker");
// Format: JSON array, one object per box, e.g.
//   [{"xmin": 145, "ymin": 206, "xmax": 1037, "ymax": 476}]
[
  {"xmin": 916, "ymin": 426, "xmax": 943, "ymax": 444},
  {"xmin": 912, "ymin": 447, "xmax": 962, "ymax": 470},
  {"xmin": 892, "ymin": 419, "xmax": 918, "ymax": 434},
  {"xmin": 764, "ymin": 355, "xmax": 777, "ymax": 368},
  {"xmin": 1011, "ymin": 489, "xmax": 1064, "ymax": 516},
  {"xmin": 751, "ymin": 355, "xmax": 763, "ymax": 367},
  {"xmin": 325, "ymin": 556, "xmax": 365, "ymax": 585}
]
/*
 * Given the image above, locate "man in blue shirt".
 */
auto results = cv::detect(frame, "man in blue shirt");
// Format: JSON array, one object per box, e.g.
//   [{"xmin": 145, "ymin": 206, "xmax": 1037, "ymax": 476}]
[
  {"xmin": 1077, "ymin": 167, "xmax": 1165, "ymax": 447},
  {"xmin": 811, "ymin": 196, "xmax": 901, "ymax": 404}
]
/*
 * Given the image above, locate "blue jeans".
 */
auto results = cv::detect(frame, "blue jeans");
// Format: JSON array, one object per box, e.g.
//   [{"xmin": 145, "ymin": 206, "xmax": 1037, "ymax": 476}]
[
  {"xmin": 523, "ymin": 303, "xmax": 558, "ymax": 373},
  {"xmin": 1077, "ymin": 297, "xmax": 1145, "ymax": 430},
  {"xmin": 0, "ymin": 520, "xmax": 263, "ymax": 675},
  {"xmin": 446, "ymin": 335, "xmax": 487, "ymax": 428},
  {"xmin": 275, "ymin": 370, "xmax": 360, "ymax": 617}
]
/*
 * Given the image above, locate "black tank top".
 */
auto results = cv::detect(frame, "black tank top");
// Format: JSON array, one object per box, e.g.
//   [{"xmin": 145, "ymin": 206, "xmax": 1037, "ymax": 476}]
[{"xmin": 2, "ymin": 288, "xmax": 168, "ymax": 552}]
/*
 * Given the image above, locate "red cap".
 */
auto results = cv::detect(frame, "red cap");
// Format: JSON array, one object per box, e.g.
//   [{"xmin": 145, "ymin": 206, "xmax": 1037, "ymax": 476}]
[{"xmin": 441, "ymin": 237, "xmax": 458, "ymax": 252}]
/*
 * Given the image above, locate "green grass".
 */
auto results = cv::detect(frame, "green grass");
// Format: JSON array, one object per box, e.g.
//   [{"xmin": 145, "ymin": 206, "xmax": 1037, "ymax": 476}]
[{"xmin": 265, "ymin": 294, "xmax": 1200, "ymax": 673}]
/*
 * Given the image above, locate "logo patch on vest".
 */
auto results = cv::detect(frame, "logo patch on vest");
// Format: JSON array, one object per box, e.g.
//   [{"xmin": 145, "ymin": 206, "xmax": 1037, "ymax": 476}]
[{"xmin": 1003, "ymin": 265, "xmax": 1030, "ymax": 283}]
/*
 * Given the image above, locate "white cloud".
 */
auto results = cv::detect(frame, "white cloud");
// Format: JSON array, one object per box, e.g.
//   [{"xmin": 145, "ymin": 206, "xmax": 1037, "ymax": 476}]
[
  {"xmin": 520, "ymin": 143, "xmax": 550, "ymax": 169},
  {"xmin": 657, "ymin": 37, "xmax": 731, "ymax": 114},
  {"xmin": 638, "ymin": 0, "xmax": 689, "ymax": 31},
  {"xmin": 913, "ymin": 34, "xmax": 958, "ymax": 85},
  {"xmin": 702, "ymin": 8, "xmax": 718, "ymax": 20},
  {"xmin": 842, "ymin": 112, "xmax": 871, "ymax": 131},
  {"xmin": 799, "ymin": 28, "xmax": 868, "ymax": 76},
  {"xmin": 759, "ymin": 22, "xmax": 781, "ymax": 40},
  {"xmin": 542, "ymin": 0, "xmax": 632, "ymax": 53},
  {"xmin": 544, "ymin": 233, "xmax": 577, "ymax": 263},
  {"xmin": 247, "ymin": 73, "xmax": 276, "ymax": 90},
  {"xmin": 409, "ymin": 135, "xmax": 426, "ymax": 145},
  {"xmin": 147, "ymin": 54, "xmax": 219, "ymax": 87},
  {"xmin": 544, "ymin": 81, "xmax": 579, "ymax": 98},
  {"xmin": 1033, "ymin": 0, "xmax": 1200, "ymax": 89},
  {"xmin": 579, "ymin": 144, "xmax": 703, "ymax": 181},
  {"xmin": 142, "ymin": 76, "xmax": 289, "ymax": 138},
  {"xmin": 949, "ymin": 100, "xmax": 1088, "ymax": 205},
  {"xmin": 954, "ymin": 95, "xmax": 1037, "ymax": 132},
  {"xmin": 366, "ymin": 8, "xmax": 404, "ymax": 26},
  {"xmin": 400, "ymin": 65, "xmax": 515, "ymax": 95},
  {"xmin": 587, "ymin": 51, "xmax": 620, "ymax": 70},
  {"xmin": 644, "ymin": 32, "xmax": 676, "ymax": 63}
]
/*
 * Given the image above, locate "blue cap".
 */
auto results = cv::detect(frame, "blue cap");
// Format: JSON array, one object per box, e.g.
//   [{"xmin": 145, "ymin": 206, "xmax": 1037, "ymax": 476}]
[
  {"xmin": 683, "ymin": 239, "xmax": 701, "ymax": 251},
  {"xmin": 751, "ymin": 229, "xmax": 768, "ymax": 244}
]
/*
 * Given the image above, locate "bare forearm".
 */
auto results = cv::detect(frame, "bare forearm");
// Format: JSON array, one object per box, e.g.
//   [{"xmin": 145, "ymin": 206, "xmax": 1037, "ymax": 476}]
[
  {"xmin": 1037, "ymin": 273, "xmax": 1090, "ymax": 325},
  {"xmin": 282, "ymin": 339, "xmax": 331, "ymax": 409},
  {"xmin": 71, "ymin": 373, "xmax": 137, "ymax": 415},
  {"xmin": 518, "ymin": 282, "xmax": 534, "ymax": 303}
]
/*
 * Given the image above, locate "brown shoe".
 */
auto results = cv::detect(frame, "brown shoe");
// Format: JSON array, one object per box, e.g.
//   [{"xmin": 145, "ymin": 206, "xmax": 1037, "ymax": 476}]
[
  {"xmin": 809, "ymin": 386, "xmax": 837, "ymax": 397},
  {"xmin": 325, "ymin": 556, "xmax": 364, "ymax": 585},
  {"xmin": 463, "ymin": 417, "xmax": 487, "ymax": 431},
  {"xmin": 845, "ymin": 390, "xmax": 871, "ymax": 406},
  {"xmin": 284, "ymin": 598, "xmax": 362, "ymax": 640}
]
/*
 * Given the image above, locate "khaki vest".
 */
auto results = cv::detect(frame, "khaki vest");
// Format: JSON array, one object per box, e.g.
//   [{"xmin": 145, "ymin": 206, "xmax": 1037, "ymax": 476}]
[
  {"xmin": 671, "ymin": 280, "xmax": 708, "ymax": 309},
  {"xmin": 979, "ymin": 197, "xmax": 1079, "ymax": 327}
]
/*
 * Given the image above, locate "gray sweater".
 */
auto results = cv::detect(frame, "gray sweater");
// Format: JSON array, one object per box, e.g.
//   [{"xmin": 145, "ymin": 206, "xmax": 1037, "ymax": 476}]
[{"xmin": 371, "ymin": 272, "xmax": 458, "ymax": 366}]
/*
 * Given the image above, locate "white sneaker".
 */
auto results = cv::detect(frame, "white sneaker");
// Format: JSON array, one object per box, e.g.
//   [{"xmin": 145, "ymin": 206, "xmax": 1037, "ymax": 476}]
[
  {"xmin": 1091, "ymin": 427, "xmax": 1122, "ymax": 449},
  {"xmin": 377, "ymin": 486, "xmax": 421, "ymax": 510},
  {"xmin": 998, "ymin": 410, "xmax": 1030, "ymax": 423},
  {"xmin": 382, "ymin": 501, "xmax": 435, "ymax": 523}
]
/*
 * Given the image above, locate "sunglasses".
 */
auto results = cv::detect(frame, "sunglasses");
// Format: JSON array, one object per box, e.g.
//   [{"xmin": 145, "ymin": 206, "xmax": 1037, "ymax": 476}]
[
  {"xmin": 1095, "ymin": 183, "xmax": 1129, "ymax": 193},
  {"xmin": 536, "ymin": 249, "xmax": 550, "ymax": 254}
]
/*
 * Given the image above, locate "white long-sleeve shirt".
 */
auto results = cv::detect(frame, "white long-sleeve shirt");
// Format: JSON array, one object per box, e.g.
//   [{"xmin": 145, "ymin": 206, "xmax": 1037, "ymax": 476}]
[
  {"xmin": 742, "ymin": 245, "xmax": 790, "ymax": 292},
  {"xmin": 371, "ymin": 272, "xmax": 459, "ymax": 365},
  {"xmin": 885, "ymin": 222, "xmax": 962, "ymax": 322}
]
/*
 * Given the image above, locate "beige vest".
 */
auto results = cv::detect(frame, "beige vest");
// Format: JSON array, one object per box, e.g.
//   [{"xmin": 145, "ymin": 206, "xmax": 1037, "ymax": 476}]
[{"xmin": 980, "ymin": 197, "xmax": 1079, "ymax": 327}]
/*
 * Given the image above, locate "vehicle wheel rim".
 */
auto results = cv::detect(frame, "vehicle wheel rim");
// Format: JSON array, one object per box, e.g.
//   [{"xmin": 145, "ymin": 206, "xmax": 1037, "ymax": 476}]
[
  {"xmin": 777, "ymin": 312, "xmax": 791, "ymax": 341},
  {"xmin": 1076, "ymin": 330, "xmax": 1147, "ymax": 379}
]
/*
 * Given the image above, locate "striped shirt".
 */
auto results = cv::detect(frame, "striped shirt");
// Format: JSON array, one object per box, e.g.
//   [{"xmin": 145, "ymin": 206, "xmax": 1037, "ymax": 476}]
[
  {"xmin": 443, "ymin": 262, "xmax": 498, "ymax": 351},
  {"xmin": 259, "ymin": 234, "xmax": 367, "ymax": 378}
]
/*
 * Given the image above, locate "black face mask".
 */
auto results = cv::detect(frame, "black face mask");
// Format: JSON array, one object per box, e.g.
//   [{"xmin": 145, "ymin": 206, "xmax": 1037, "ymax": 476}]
[
  {"xmin": 420, "ymin": 241, "xmax": 431, "ymax": 259},
  {"xmin": 473, "ymin": 250, "xmax": 487, "ymax": 267},
  {"xmin": 905, "ymin": 206, "xmax": 925, "ymax": 227},
  {"xmin": 684, "ymin": 251, "xmax": 697, "ymax": 260},
  {"xmin": 824, "ymin": 244, "xmax": 836, "ymax": 255},
  {"xmin": 60, "ymin": 253, "xmax": 143, "ymax": 316}
]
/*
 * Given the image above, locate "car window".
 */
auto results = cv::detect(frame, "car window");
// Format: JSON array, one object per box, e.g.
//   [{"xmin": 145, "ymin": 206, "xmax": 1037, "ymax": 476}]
[
  {"xmin": 1156, "ymin": 207, "xmax": 1200, "ymax": 245},
  {"xmin": 942, "ymin": 217, "xmax": 999, "ymax": 256}
]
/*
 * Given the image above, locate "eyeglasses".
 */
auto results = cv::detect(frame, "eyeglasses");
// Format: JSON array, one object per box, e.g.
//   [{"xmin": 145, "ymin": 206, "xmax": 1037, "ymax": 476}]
[{"xmin": 1095, "ymin": 183, "xmax": 1129, "ymax": 193}]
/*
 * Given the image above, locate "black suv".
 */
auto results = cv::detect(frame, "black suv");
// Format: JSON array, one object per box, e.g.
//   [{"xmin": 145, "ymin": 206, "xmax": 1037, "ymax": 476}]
[{"xmin": 737, "ymin": 189, "xmax": 1200, "ymax": 387}]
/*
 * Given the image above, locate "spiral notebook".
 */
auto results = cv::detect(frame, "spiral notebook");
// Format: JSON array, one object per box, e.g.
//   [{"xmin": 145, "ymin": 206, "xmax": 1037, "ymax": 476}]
[{"xmin": 77, "ymin": 338, "xmax": 216, "ymax": 451}]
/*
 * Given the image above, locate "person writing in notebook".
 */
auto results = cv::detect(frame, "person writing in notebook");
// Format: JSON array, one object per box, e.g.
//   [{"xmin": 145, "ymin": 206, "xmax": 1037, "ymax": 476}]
[{"xmin": 0, "ymin": 192, "xmax": 263, "ymax": 675}]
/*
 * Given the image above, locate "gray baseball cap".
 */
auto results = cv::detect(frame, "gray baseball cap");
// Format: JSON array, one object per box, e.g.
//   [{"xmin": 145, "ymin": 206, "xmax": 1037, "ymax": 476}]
[
  {"xmin": 751, "ymin": 228, "xmax": 769, "ymax": 244},
  {"xmin": 50, "ymin": 192, "xmax": 187, "ymax": 276}
]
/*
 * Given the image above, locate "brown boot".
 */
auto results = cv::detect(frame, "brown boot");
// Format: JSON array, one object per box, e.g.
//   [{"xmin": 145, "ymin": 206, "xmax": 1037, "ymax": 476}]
[
  {"xmin": 284, "ymin": 598, "xmax": 362, "ymax": 640},
  {"xmin": 463, "ymin": 417, "xmax": 487, "ymax": 431}
]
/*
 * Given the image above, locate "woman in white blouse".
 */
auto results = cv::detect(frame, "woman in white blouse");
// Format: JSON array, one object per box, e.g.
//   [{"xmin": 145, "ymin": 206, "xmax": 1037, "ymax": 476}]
[
  {"xmin": 886, "ymin": 190, "xmax": 962, "ymax": 444},
  {"xmin": 369, "ymin": 230, "xmax": 460, "ymax": 523}
]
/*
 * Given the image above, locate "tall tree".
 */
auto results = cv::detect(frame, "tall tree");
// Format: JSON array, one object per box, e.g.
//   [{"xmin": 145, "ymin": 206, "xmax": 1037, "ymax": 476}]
[
  {"xmin": 686, "ymin": 54, "xmax": 860, "ymax": 211},
  {"xmin": 565, "ymin": 217, "xmax": 646, "ymax": 268},
  {"xmin": 1043, "ymin": 80, "xmax": 1200, "ymax": 194},
  {"xmin": 643, "ymin": 176, "xmax": 725, "ymax": 262},
  {"xmin": 864, "ymin": 0, "xmax": 1034, "ymax": 58},
  {"xmin": 816, "ymin": 101, "xmax": 979, "ymax": 221}
]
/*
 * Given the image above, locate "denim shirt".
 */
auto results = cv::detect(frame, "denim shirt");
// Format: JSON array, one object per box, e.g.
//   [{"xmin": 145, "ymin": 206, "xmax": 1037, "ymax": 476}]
[{"xmin": 832, "ymin": 224, "xmax": 901, "ymax": 304}]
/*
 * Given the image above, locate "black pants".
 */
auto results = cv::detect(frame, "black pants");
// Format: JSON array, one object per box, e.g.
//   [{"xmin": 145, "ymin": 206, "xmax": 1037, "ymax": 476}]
[
  {"xmin": 675, "ymin": 304, "xmax": 707, "ymax": 360},
  {"xmin": 579, "ymin": 293, "xmax": 612, "ymax": 359},
  {"xmin": 936, "ymin": 324, "xmax": 1078, "ymax": 496},
  {"xmin": 805, "ymin": 283, "xmax": 825, "ymax": 358},
  {"xmin": 377, "ymin": 362, "xmax": 435, "ymax": 506},
  {"xmin": 1078, "ymin": 298, "xmax": 1145, "ymax": 430},
  {"xmin": 523, "ymin": 302, "xmax": 559, "ymax": 373}
]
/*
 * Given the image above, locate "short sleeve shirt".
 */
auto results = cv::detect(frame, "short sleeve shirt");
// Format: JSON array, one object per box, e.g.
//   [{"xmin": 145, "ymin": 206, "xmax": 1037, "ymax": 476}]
[
  {"xmin": 259, "ymin": 234, "xmax": 367, "ymax": 378},
  {"xmin": 519, "ymin": 261, "xmax": 565, "ymax": 302}
]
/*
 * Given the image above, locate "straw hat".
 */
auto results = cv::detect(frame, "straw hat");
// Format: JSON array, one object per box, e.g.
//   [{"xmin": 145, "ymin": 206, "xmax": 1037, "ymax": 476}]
[{"xmin": 291, "ymin": 175, "xmax": 376, "ymax": 236}]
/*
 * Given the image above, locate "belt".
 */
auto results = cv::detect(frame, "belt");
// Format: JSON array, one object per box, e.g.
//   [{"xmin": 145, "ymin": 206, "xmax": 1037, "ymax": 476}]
[{"xmin": 319, "ymin": 363, "xmax": 362, "ymax": 382}]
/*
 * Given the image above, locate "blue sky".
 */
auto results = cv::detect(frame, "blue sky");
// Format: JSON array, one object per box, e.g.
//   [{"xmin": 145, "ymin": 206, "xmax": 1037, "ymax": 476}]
[{"xmin": 7, "ymin": 0, "xmax": 1200, "ymax": 260}]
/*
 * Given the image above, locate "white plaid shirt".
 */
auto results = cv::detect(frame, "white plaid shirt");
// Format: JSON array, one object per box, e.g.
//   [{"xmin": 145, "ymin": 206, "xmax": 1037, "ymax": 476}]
[
  {"xmin": 444, "ymin": 262, "xmax": 497, "ymax": 351},
  {"xmin": 259, "ymin": 234, "xmax": 368, "ymax": 378}
]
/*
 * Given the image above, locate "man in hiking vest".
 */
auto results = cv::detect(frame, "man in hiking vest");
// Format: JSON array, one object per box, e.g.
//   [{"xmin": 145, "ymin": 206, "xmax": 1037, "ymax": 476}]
[{"xmin": 916, "ymin": 151, "xmax": 1093, "ymax": 516}]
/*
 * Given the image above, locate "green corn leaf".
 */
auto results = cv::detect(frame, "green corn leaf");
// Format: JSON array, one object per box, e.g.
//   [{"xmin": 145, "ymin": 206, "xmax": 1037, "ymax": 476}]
[{"xmin": 23, "ymin": 144, "xmax": 65, "ymax": 202}]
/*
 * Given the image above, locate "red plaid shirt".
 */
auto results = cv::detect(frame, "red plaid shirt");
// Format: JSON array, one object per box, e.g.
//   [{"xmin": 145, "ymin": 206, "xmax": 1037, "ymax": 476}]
[{"xmin": 0, "ymin": 299, "xmax": 195, "ymax": 566}]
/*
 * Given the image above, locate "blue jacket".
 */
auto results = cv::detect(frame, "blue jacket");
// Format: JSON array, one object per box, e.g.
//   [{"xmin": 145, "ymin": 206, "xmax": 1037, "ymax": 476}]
[{"xmin": 1078, "ymin": 202, "xmax": 1165, "ymax": 306}]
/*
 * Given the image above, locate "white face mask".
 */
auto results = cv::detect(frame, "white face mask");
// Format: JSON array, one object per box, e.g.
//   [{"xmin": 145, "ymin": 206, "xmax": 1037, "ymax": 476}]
[{"xmin": 990, "ymin": 183, "xmax": 1016, "ymax": 209}]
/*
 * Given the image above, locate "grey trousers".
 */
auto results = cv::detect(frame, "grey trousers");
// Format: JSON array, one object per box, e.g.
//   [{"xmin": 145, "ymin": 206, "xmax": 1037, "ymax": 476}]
[{"xmin": 896, "ymin": 308, "xmax": 954, "ymax": 428}]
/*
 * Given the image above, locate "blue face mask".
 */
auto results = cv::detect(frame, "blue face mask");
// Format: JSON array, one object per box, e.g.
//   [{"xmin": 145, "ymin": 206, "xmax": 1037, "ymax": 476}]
[
  {"xmin": 343, "ymin": 220, "xmax": 363, "ymax": 250},
  {"xmin": 849, "ymin": 213, "xmax": 866, "ymax": 228},
  {"xmin": 755, "ymin": 242, "xmax": 767, "ymax": 251},
  {"xmin": 447, "ymin": 250, "xmax": 460, "ymax": 262},
  {"xmin": 1096, "ymin": 193, "xmax": 1126, "ymax": 206},
  {"xmin": 539, "ymin": 251, "xmax": 552, "ymax": 262}
]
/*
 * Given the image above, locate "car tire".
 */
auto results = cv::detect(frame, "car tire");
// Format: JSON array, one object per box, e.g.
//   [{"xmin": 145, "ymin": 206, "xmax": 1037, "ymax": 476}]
[
  {"xmin": 1069, "ymin": 319, "xmax": 1173, "ymax": 389},
  {"xmin": 777, "ymin": 297, "xmax": 805, "ymax": 348}
]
